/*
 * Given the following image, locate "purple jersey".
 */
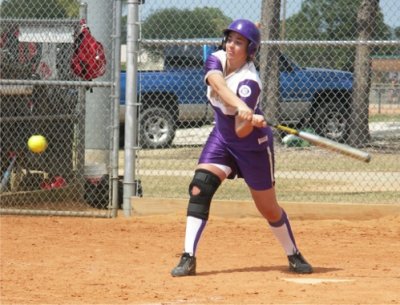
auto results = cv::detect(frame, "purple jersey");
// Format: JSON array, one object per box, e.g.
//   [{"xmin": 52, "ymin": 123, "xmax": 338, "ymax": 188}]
[
  {"xmin": 204, "ymin": 50, "xmax": 270, "ymax": 151},
  {"xmin": 200, "ymin": 50, "xmax": 275, "ymax": 190}
]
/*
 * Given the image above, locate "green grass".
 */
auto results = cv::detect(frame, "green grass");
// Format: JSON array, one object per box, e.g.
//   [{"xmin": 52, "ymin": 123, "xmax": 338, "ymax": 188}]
[
  {"xmin": 136, "ymin": 174, "xmax": 399, "ymax": 204},
  {"xmin": 274, "ymin": 149, "xmax": 400, "ymax": 172},
  {"xmin": 369, "ymin": 113, "xmax": 400, "ymax": 122},
  {"xmin": 133, "ymin": 147, "xmax": 400, "ymax": 204},
  {"xmin": 137, "ymin": 146, "xmax": 400, "ymax": 172},
  {"xmin": 128, "ymin": 112, "xmax": 400, "ymax": 204}
]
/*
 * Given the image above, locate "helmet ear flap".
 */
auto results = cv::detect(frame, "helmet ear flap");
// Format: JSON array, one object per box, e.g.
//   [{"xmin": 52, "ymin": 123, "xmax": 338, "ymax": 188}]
[
  {"xmin": 221, "ymin": 34, "xmax": 227, "ymax": 51},
  {"xmin": 247, "ymin": 41, "xmax": 258, "ymax": 58},
  {"xmin": 221, "ymin": 31, "xmax": 229, "ymax": 51}
]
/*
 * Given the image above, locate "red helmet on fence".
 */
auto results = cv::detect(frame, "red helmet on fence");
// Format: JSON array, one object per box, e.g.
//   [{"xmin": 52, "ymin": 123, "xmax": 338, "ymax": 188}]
[{"xmin": 71, "ymin": 19, "xmax": 106, "ymax": 81}]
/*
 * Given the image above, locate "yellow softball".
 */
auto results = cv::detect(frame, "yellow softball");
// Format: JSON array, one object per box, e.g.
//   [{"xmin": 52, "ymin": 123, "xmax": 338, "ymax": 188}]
[{"xmin": 28, "ymin": 135, "xmax": 48, "ymax": 153}]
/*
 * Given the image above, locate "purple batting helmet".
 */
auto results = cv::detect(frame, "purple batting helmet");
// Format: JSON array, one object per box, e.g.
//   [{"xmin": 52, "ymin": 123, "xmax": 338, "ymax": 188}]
[{"xmin": 223, "ymin": 19, "xmax": 261, "ymax": 57}]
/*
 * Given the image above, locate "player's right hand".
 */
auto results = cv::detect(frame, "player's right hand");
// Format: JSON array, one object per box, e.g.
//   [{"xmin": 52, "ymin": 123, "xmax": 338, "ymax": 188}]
[
  {"xmin": 236, "ymin": 105, "xmax": 253, "ymax": 121},
  {"xmin": 251, "ymin": 114, "xmax": 267, "ymax": 128}
]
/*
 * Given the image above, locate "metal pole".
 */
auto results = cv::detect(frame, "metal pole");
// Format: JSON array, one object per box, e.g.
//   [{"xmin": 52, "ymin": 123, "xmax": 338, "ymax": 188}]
[
  {"xmin": 123, "ymin": 0, "xmax": 140, "ymax": 216},
  {"xmin": 84, "ymin": 0, "xmax": 113, "ymax": 172},
  {"xmin": 79, "ymin": 3, "xmax": 87, "ymax": 22},
  {"xmin": 77, "ymin": 3, "xmax": 88, "ymax": 202},
  {"xmin": 110, "ymin": 0, "xmax": 123, "ymax": 217},
  {"xmin": 281, "ymin": 0, "xmax": 286, "ymax": 41}
]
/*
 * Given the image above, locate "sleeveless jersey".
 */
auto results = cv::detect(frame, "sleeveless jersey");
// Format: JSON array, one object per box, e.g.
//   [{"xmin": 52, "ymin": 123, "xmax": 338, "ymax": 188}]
[{"xmin": 204, "ymin": 50, "xmax": 270, "ymax": 151}]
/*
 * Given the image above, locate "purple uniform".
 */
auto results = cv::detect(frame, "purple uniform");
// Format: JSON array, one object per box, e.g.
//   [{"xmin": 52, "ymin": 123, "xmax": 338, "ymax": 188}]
[{"xmin": 200, "ymin": 50, "xmax": 275, "ymax": 190}]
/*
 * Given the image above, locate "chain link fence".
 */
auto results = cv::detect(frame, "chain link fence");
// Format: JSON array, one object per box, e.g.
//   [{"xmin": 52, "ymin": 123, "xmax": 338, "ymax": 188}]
[
  {"xmin": 130, "ymin": 0, "xmax": 400, "ymax": 205},
  {"xmin": 1, "ymin": 0, "xmax": 399, "ymax": 217},
  {"xmin": 0, "ymin": 0, "xmax": 121, "ymax": 216}
]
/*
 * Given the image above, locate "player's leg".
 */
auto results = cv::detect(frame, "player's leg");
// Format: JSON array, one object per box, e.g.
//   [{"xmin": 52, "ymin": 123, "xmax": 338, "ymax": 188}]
[
  {"xmin": 171, "ymin": 164, "xmax": 226, "ymax": 277},
  {"xmin": 235, "ymin": 141, "xmax": 312, "ymax": 274},
  {"xmin": 251, "ymin": 188, "xmax": 313, "ymax": 273},
  {"xmin": 171, "ymin": 132, "xmax": 233, "ymax": 277},
  {"xmin": 251, "ymin": 188, "xmax": 297, "ymax": 254}
]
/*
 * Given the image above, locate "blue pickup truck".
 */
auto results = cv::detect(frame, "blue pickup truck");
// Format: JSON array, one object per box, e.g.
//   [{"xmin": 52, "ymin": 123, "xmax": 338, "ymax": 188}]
[
  {"xmin": 120, "ymin": 44, "xmax": 213, "ymax": 148},
  {"xmin": 120, "ymin": 44, "xmax": 353, "ymax": 148}
]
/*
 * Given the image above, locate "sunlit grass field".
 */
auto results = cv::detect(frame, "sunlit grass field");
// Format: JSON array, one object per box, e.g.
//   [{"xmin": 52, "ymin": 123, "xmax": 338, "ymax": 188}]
[{"xmin": 124, "ymin": 112, "xmax": 400, "ymax": 204}]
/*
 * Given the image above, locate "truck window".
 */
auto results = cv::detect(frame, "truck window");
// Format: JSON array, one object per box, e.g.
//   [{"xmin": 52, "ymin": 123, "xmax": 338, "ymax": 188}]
[
  {"xmin": 165, "ymin": 56, "xmax": 203, "ymax": 68},
  {"xmin": 163, "ymin": 44, "xmax": 204, "ymax": 69}
]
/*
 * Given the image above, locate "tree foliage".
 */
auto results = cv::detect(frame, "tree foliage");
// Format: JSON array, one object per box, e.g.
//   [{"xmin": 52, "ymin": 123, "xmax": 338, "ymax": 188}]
[
  {"xmin": 141, "ymin": 7, "xmax": 231, "ymax": 39},
  {"xmin": 394, "ymin": 27, "xmax": 400, "ymax": 40},
  {"xmin": 286, "ymin": 0, "xmax": 389, "ymax": 41},
  {"xmin": 57, "ymin": 0, "xmax": 80, "ymax": 18},
  {"xmin": 0, "ymin": 0, "xmax": 68, "ymax": 19},
  {"xmin": 123, "ymin": 7, "xmax": 231, "ymax": 59},
  {"xmin": 283, "ymin": 0, "xmax": 392, "ymax": 71}
]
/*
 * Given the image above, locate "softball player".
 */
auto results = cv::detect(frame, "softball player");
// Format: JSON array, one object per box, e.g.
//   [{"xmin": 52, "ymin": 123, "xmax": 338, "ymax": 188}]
[{"xmin": 171, "ymin": 19, "xmax": 312, "ymax": 276}]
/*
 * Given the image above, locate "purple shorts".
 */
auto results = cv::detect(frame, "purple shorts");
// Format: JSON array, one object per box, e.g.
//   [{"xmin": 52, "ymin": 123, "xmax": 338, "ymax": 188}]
[{"xmin": 198, "ymin": 129, "xmax": 275, "ymax": 190}]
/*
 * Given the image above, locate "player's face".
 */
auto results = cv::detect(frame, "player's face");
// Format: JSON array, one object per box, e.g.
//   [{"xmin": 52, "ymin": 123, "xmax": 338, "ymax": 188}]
[{"xmin": 225, "ymin": 31, "xmax": 249, "ymax": 64}]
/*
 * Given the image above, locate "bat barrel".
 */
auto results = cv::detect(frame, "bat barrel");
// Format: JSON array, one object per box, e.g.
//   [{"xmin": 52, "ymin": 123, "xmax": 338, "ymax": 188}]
[{"xmin": 298, "ymin": 131, "xmax": 371, "ymax": 162}]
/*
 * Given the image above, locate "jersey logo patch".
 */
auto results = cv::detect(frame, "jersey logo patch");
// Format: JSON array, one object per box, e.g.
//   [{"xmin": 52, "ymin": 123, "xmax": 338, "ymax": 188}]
[
  {"xmin": 258, "ymin": 135, "xmax": 268, "ymax": 144},
  {"xmin": 238, "ymin": 85, "xmax": 251, "ymax": 98}
]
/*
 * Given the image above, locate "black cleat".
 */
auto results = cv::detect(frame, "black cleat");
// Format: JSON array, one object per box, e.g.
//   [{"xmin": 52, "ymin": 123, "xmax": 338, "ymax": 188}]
[
  {"xmin": 171, "ymin": 252, "xmax": 196, "ymax": 277},
  {"xmin": 287, "ymin": 251, "xmax": 313, "ymax": 274}
]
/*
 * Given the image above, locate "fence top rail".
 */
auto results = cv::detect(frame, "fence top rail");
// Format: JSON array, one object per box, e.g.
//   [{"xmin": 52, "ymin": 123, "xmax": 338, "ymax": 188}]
[
  {"xmin": 0, "ymin": 80, "xmax": 113, "ymax": 88},
  {"xmin": 140, "ymin": 39, "xmax": 400, "ymax": 47},
  {"xmin": 0, "ymin": 18, "xmax": 80, "ymax": 26},
  {"xmin": 261, "ymin": 40, "xmax": 400, "ymax": 46}
]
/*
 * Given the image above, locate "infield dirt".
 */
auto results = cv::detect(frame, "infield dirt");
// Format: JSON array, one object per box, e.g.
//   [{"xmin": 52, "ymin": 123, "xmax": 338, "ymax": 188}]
[{"xmin": 1, "ymin": 199, "xmax": 399, "ymax": 304}]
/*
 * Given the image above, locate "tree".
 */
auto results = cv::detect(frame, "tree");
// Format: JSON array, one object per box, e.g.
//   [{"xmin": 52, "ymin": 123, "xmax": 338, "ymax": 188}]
[
  {"xmin": 0, "ymin": 0, "xmax": 68, "ymax": 19},
  {"xmin": 349, "ymin": 0, "xmax": 379, "ymax": 146},
  {"xmin": 394, "ymin": 26, "xmax": 400, "ymax": 40},
  {"xmin": 284, "ymin": 0, "xmax": 391, "ymax": 71},
  {"xmin": 57, "ymin": 0, "xmax": 80, "ymax": 18},
  {"xmin": 259, "ymin": 0, "xmax": 281, "ymax": 123},
  {"xmin": 137, "ymin": 7, "xmax": 231, "ymax": 58},
  {"xmin": 141, "ymin": 7, "xmax": 231, "ymax": 40}
]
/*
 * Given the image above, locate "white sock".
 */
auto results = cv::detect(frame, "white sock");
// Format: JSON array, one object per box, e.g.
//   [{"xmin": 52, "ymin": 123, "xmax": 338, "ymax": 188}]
[
  {"xmin": 184, "ymin": 216, "xmax": 207, "ymax": 256},
  {"xmin": 268, "ymin": 210, "xmax": 298, "ymax": 255}
]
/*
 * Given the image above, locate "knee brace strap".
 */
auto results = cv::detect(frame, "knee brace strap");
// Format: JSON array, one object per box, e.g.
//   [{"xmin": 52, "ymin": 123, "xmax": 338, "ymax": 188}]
[{"xmin": 187, "ymin": 169, "xmax": 221, "ymax": 220}]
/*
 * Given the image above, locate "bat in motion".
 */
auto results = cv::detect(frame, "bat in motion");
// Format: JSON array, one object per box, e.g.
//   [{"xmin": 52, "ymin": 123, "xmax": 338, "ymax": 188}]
[
  {"xmin": 0, "ymin": 154, "xmax": 17, "ymax": 192},
  {"xmin": 235, "ymin": 110, "xmax": 371, "ymax": 162},
  {"xmin": 271, "ymin": 123, "xmax": 371, "ymax": 163}
]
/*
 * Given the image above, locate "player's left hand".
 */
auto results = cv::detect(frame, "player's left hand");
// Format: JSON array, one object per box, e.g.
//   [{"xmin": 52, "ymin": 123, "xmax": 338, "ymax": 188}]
[
  {"xmin": 236, "ymin": 104, "xmax": 254, "ymax": 121},
  {"xmin": 251, "ymin": 114, "xmax": 267, "ymax": 128}
]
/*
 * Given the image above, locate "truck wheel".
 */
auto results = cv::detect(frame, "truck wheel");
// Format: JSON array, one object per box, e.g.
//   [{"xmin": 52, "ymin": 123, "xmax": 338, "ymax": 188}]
[
  {"xmin": 312, "ymin": 103, "xmax": 350, "ymax": 143},
  {"xmin": 140, "ymin": 107, "xmax": 176, "ymax": 149}
]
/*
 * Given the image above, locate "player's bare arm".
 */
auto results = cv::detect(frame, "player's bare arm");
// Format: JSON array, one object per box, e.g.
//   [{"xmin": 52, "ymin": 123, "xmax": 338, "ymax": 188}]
[
  {"xmin": 207, "ymin": 73, "xmax": 253, "ymax": 121},
  {"xmin": 207, "ymin": 72, "xmax": 266, "ymax": 138},
  {"xmin": 235, "ymin": 114, "xmax": 267, "ymax": 138}
]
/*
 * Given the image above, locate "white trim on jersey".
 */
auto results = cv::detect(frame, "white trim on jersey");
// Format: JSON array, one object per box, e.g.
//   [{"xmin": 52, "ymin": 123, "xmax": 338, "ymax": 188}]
[{"xmin": 205, "ymin": 50, "xmax": 262, "ymax": 116}]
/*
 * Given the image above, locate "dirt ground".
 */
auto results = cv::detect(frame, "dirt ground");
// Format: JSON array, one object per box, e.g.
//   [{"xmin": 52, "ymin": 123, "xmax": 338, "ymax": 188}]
[{"xmin": 1, "ymin": 199, "xmax": 400, "ymax": 305}]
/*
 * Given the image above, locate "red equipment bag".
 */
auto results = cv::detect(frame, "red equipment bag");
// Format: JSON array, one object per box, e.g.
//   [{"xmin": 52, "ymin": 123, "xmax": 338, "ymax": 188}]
[{"xmin": 71, "ymin": 19, "xmax": 106, "ymax": 81}]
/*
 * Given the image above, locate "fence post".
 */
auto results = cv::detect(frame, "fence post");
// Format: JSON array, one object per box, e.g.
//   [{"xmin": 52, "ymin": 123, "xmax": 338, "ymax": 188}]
[
  {"xmin": 123, "ymin": 0, "xmax": 141, "ymax": 216},
  {"xmin": 83, "ymin": 0, "xmax": 113, "ymax": 177},
  {"xmin": 111, "ymin": 0, "xmax": 123, "ymax": 217}
]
